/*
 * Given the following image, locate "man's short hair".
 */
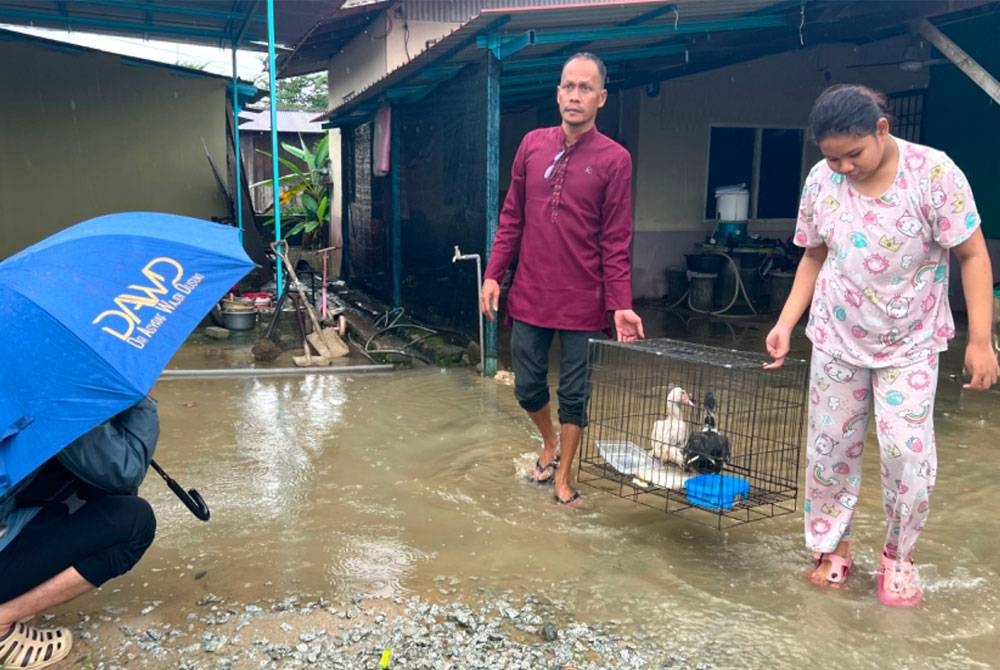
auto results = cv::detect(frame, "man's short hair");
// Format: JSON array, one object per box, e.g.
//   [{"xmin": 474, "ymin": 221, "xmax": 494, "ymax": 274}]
[{"xmin": 563, "ymin": 52, "xmax": 607, "ymax": 89}]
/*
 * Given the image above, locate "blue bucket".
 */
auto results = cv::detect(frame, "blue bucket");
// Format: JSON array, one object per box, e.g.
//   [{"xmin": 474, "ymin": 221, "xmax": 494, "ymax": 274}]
[
  {"xmin": 714, "ymin": 220, "xmax": 748, "ymax": 245},
  {"xmin": 685, "ymin": 474, "xmax": 750, "ymax": 510}
]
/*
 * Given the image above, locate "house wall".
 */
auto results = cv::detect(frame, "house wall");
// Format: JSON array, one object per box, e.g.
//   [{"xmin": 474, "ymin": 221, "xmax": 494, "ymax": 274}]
[
  {"xmin": 328, "ymin": 28, "xmax": 388, "ymax": 109},
  {"xmin": 925, "ymin": 13, "xmax": 1000, "ymax": 242},
  {"xmin": 328, "ymin": 18, "xmax": 458, "ymax": 108},
  {"xmin": 327, "ymin": 16, "xmax": 459, "ymax": 278},
  {"xmin": 630, "ymin": 36, "xmax": 929, "ymax": 299},
  {"xmin": 386, "ymin": 19, "xmax": 461, "ymax": 64},
  {"xmin": 923, "ymin": 14, "xmax": 1000, "ymax": 310},
  {"xmin": 0, "ymin": 38, "xmax": 230, "ymax": 258}
]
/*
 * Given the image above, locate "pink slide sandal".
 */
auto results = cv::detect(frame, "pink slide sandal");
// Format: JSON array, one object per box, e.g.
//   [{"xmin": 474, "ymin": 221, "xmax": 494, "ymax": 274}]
[{"xmin": 877, "ymin": 550, "xmax": 923, "ymax": 608}]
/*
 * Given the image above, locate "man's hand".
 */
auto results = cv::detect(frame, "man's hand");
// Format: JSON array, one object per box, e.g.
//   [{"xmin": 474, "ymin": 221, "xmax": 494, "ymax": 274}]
[
  {"xmin": 963, "ymin": 341, "xmax": 999, "ymax": 391},
  {"xmin": 614, "ymin": 309, "xmax": 644, "ymax": 343},
  {"xmin": 481, "ymin": 278, "xmax": 500, "ymax": 320},
  {"xmin": 763, "ymin": 323, "xmax": 792, "ymax": 370}
]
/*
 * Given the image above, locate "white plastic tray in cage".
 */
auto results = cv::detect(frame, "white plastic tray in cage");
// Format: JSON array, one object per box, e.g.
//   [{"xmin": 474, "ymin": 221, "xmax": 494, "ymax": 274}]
[{"xmin": 596, "ymin": 440, "xmax": 690, "ymax": 489}]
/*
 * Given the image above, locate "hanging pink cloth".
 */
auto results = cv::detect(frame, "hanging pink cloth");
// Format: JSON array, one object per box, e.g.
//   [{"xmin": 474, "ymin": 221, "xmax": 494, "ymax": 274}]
[{"xmin": 373, "ymin": 105, "xmax": 391, "ymax": 176}]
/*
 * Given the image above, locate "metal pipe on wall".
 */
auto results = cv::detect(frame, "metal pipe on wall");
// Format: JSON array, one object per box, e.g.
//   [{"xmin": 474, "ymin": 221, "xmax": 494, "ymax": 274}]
[{"xmin": 452, "ymin": 246, "xmax": 485, "ymax": 375}]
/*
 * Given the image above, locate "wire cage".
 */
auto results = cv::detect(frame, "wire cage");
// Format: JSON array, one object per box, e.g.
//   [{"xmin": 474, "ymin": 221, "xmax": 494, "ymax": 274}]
[{"xmin": 579, "ymin": 338, "xmax": 809, "ymax": 529}]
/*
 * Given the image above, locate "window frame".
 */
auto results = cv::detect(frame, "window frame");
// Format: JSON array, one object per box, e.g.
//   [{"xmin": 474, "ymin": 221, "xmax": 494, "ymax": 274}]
[{"xmin": 703, "ymin": 123, "xmax": 809, "ymax": 223}]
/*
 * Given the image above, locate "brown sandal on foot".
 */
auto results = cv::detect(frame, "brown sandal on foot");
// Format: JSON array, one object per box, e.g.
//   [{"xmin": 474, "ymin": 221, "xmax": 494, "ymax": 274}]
[{"xmin": 0, "ymin": 621, "xmax": 73, "ymax": 669}]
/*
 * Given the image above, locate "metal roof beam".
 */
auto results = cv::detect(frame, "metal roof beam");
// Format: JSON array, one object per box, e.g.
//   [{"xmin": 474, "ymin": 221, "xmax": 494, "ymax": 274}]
[
  {"xmin": 476, "ymin": 30, "xmax": 535, "ymax": 60},
  {"xmin": 0, "ymin": 6, "xmax": 235, "ymax": 40},
  {"xmin": 502, "ymin": 43, "xmax": 688, "ymax": 74},
  {"xmin": 418, "ymin": 64, "xmax": 464, "ymax": 79},
  {"xmin": 385, "ymin": 85, "xmax": 434, "ymax": 100},
  {"xmin": 233, "ymin": 0, "xmax": 261, "ymax": 45},
  {"xmin": 529, "ymin": 14, "xmax": 787, "ymax": 45},
  {"xmin": 62, "ymin": 0, "xmax": 261, "ymax": 22},
  {"xmin": 557, "ymin": 3, "xmax": 679, "ymax": 56}
]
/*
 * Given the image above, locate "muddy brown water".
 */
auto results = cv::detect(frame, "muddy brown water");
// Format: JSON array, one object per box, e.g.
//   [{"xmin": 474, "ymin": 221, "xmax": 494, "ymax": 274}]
[{"xmin": 57, "ymin": 312, "xmax": 1000, "ymax": 669}]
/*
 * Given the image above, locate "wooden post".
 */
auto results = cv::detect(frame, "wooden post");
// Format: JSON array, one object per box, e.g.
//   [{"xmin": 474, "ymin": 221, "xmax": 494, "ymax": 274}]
[{"xmin": 914, "ymin": 18, "xmax": 1000, "ymax": 105}]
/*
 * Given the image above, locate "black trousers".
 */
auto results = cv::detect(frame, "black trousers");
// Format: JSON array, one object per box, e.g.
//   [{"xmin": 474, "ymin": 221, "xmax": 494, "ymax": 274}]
[
  {"xmin": 0, "ymin": 495, "xmax": 155, "ymax": 603},
  {"xmin": 511, "ymin": 320, "xmax": 603, "ymax": 427}
]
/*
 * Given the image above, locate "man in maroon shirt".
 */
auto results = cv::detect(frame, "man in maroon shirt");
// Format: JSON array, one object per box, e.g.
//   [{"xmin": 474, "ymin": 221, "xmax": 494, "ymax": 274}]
[{"xmin": 481, "ymin": 52, "xmax": 643, "ymax": 507}]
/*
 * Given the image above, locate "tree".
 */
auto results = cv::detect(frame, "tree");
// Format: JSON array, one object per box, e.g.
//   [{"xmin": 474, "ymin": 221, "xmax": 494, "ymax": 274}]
[{"xmin": 254, "ymin": 72, "xmax": 328, "ymax": 111}]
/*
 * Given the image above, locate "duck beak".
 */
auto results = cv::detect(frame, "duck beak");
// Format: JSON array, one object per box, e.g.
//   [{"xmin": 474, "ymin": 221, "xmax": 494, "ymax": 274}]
[{"xmin": 683, "ymin": 392, "xmax": 695, "ymax": 406}]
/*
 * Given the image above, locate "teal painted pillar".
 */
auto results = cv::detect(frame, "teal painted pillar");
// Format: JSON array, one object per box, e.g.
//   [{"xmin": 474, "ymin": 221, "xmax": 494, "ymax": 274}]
[
  {"xmin": 391, "ymin": 106, "xmax": 402, "ymax": 308},
  {"xmin": 266, "ymin": 0, "xmax": 283, "ymax": 295},
  {"xmin": 483, "ymin": 52, "xmax": 501, "ymax": 376},
  {"xmin": 231, "ymin": 42, "xmax": 243, "ymax": 242}
]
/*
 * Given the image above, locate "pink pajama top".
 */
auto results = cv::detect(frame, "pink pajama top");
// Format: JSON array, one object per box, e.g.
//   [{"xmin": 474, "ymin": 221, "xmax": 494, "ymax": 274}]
[
  {"xmin": 484, "ymin": 126, "xmax": 634, "ymax": 332},
  {"xmin": 795, "ymin": 137, "xmax": 981, "ymax": 367}
]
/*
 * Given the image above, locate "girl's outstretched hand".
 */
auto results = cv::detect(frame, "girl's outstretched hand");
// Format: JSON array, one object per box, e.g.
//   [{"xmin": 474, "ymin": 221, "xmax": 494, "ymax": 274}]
[
  {"xmin": 764, "ymin": 324, "xmax": 792, "ymax": 370},
  {"xmin": 963, "ymin": 341, "xmax": 1000, "ymax": 390}
]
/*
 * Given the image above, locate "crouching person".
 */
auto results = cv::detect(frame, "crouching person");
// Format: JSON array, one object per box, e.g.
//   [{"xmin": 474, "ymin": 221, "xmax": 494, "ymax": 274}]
[{"xmin": 0, "ymin": 397, "xmax": 159, "ymax": 669}]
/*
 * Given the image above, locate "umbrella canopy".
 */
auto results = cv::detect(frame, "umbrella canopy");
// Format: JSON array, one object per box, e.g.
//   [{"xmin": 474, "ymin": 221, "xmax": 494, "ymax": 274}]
[{"xmin": 0, "ymin": 212, "xmax": 254, "ymax": 498}]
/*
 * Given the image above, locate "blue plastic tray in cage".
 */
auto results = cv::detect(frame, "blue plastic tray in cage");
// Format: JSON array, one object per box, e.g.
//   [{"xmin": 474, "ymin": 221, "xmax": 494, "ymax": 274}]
[{"xmin": 684, "ymin": 474, "xmax": 750, "ymax": 510}]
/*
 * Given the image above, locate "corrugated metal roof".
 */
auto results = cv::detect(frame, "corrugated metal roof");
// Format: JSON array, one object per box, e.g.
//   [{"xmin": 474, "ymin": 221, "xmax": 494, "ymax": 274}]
[
  {"xmin": 0, "ymin": 0, "xmax": 373, "ymax": 78},
  {"xmin": 315, "ymin": 0, "xmax": 792, "ymax": 124},
  {"xmin": 0, "ymin": 1, "xmax": 308, "ymax": 49},
  {"xmin": 316, "ymin": 0, "xmax": 993, "ymax": 127},
  {"xmin": 238, "ymin": 109, "xmax": 326, "ymax": 133}
]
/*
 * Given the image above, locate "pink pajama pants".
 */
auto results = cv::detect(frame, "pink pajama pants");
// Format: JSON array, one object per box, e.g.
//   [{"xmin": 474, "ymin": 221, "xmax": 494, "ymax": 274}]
[{"xmin": 804, "ymin": 348, "xmax": 939, "ymax": 559}]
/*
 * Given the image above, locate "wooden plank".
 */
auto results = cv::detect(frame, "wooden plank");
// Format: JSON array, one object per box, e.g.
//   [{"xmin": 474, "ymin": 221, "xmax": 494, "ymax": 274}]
[{"xmin": 914, "ymin": 18, "xmax": 1000, "ymax": 106}]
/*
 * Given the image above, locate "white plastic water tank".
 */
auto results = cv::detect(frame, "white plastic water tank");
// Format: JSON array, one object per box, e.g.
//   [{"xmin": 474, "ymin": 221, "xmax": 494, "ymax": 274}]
[{"xmin": 715, "ymin": 187, "xmax": 750, "ymax": 221}]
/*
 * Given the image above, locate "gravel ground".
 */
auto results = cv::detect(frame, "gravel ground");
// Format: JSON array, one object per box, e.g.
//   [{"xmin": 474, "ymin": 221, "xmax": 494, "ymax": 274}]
[{"xmin": 55, "ymin": 589, "xmax": 717, "ymax": 670}]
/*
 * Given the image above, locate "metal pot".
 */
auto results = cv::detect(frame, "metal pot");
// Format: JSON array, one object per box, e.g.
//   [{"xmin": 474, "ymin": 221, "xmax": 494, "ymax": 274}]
[{"xmin": 222, "ymin": 309, "xmax": 256, "ymax": 331}]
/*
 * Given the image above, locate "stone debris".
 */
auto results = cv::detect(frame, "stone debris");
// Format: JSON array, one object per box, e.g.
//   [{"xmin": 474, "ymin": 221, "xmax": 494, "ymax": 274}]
[{"xmin": 64, "ymin": 590, "xmax": 716, "ymax": 670}]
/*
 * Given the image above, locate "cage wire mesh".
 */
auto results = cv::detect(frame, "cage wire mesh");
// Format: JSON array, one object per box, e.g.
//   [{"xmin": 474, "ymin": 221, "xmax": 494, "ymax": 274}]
[{"xmin": 580, "ymin": 338, "xmax": 808, "ymax": 529}]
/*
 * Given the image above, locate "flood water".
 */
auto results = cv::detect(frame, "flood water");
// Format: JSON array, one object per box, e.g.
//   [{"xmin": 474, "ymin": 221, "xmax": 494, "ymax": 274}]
[{"xmin": 70, "ymin": 307, "xmax": 999, "ymax": 669}]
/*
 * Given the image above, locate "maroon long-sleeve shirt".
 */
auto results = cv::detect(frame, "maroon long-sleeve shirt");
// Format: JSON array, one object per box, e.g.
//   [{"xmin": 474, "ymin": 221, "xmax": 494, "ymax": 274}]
[{"xmin": 484, "ymin": 126, "xmax": 634, "ymax": 331}]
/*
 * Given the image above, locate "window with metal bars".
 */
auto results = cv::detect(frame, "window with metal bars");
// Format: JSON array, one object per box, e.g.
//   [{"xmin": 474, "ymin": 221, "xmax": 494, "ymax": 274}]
[{"xmin": 888, "ymin": 90, "xmax": 926, "ymax": 143}]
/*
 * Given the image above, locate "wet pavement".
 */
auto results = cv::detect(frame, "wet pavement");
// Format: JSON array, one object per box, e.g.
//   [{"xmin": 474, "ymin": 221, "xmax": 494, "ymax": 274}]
[{"xmin": 43, "ymin": 305, "xmax": 1000, "ymax": 669}]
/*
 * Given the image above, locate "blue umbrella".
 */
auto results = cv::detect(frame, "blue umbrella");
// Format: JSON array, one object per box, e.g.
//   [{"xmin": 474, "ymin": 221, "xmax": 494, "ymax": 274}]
[{"xmin": 0, "ymin": 212, "xmax": 254, "ymax": 500}]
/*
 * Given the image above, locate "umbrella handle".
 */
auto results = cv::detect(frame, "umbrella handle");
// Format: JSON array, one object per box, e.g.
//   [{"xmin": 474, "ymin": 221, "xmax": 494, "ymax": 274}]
[{"xmin": 150, "ymin": 459, "xmax": 211, "ymax": 522}]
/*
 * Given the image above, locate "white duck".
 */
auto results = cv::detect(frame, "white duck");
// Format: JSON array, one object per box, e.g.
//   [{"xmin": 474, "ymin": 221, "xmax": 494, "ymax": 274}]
[{"xmin": 650, "ymin": 386, "xmax": 694, "ymax": 469}]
